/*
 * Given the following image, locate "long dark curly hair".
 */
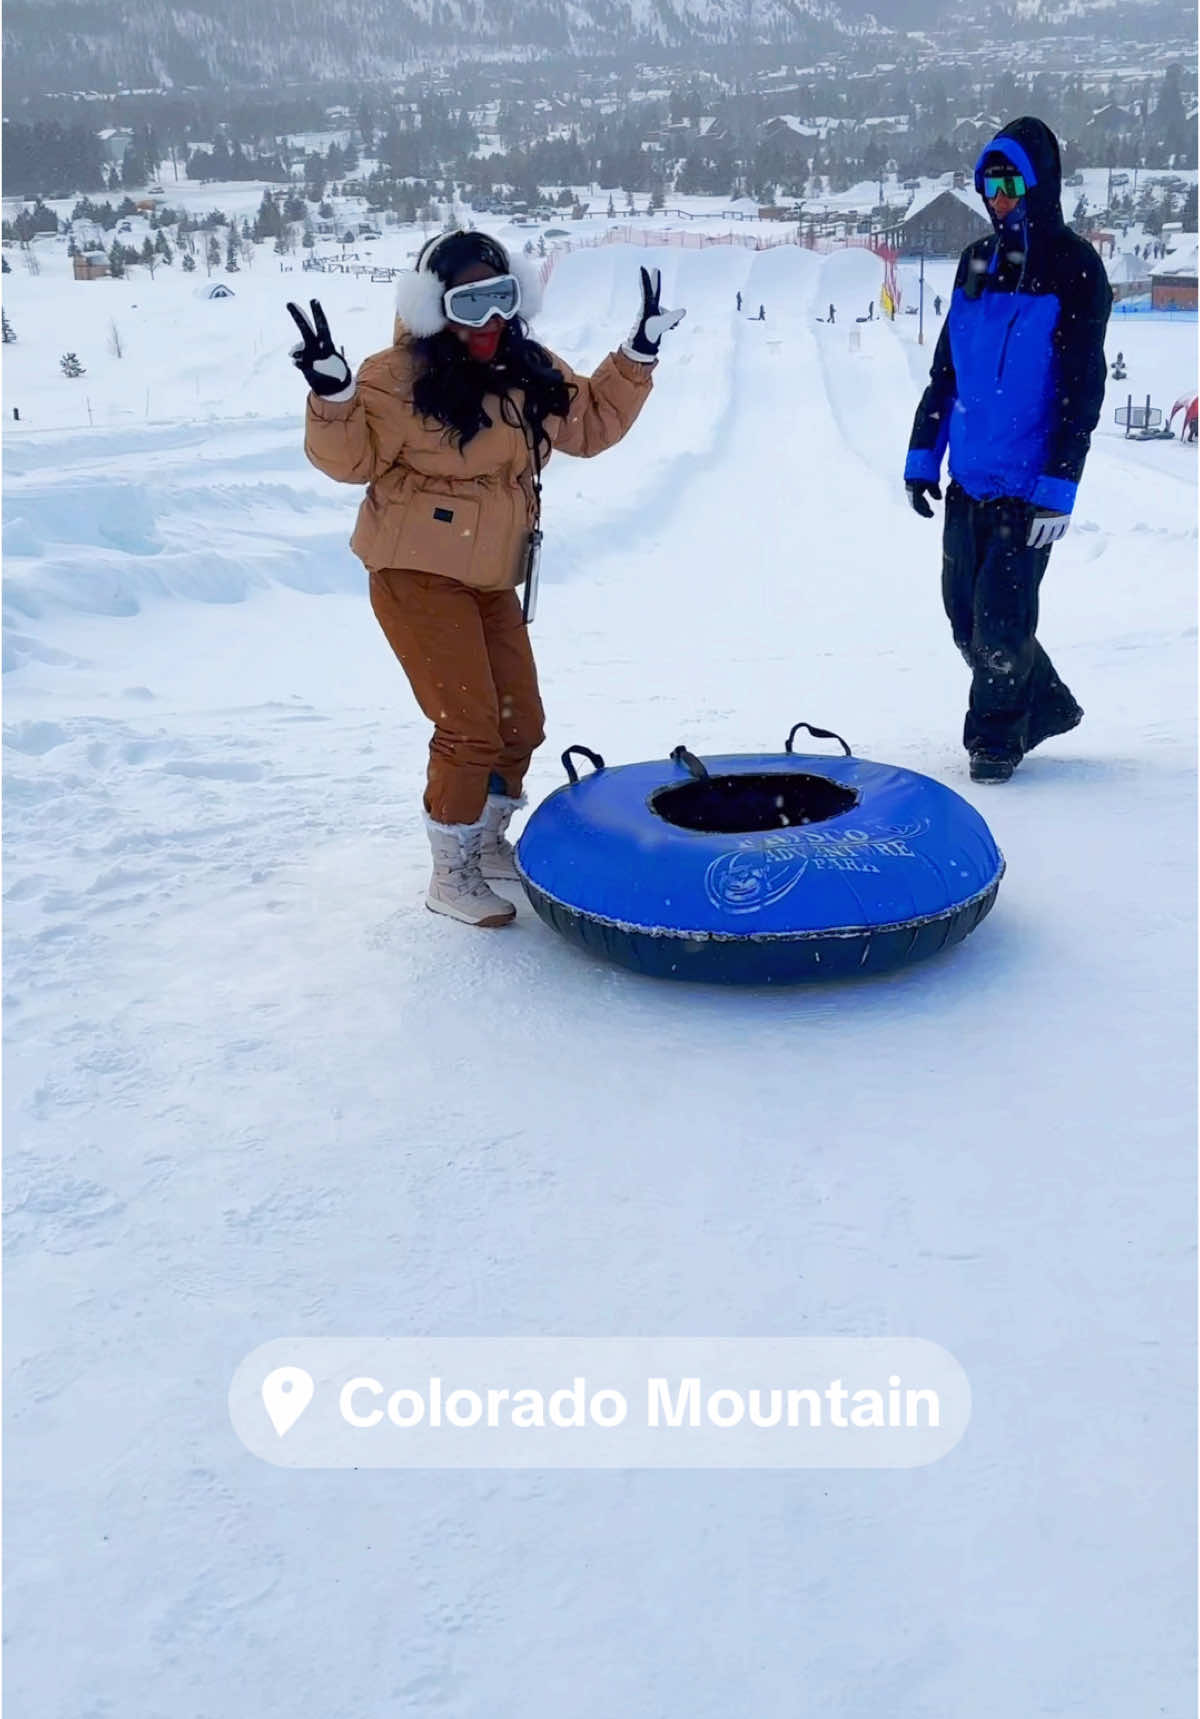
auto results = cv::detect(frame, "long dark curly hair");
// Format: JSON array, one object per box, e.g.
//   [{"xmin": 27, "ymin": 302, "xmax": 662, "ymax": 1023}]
[{"xmin": 408, "ymin": 231, "xmax": 573, "ymax": 463}]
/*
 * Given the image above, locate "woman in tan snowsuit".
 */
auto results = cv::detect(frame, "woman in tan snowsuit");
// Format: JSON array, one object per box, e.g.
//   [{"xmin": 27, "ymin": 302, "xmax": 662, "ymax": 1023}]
[{"xmin": 289, "ymin": 230, "xmax": 683, "ymax": 927}]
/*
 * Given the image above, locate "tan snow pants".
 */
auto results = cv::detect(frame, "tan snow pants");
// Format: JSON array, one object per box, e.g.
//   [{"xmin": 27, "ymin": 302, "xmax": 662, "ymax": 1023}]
[{"xmin": 368, "ymin": 568, "xmax": 546, "ymax": 825}]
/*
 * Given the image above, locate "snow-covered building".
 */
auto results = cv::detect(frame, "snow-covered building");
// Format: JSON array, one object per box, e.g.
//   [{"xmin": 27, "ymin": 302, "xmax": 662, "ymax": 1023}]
[
  {"xmin": 1086, "ymin": 103, "xmax": 1135, "ymax": 138},
  {"xmin": 1151, "ymin": 238, "xmax": 1199, "ymax": 309},
  {"xmin": 759, "ymin": 116, "xmax": 822, "ymax": 143},
  {"xmin": 897, "ymin": 186, "xmax": 990, "ymax": 257},
  {"xmin": 97, "ymin": 127, "xmax": 134, "ymax": 165},
  {"xmin": 72, "ymin": 251, "xmax": 110, "ymax": 281},
  {"xmin": 952, "ymin": 114, "xmax": 1002, "ymax": 146},
  {"xmin": 1151, "ymin": 270, "xmax": 1197, "ymax": 310},
  {"xmin": 1106, "ymin": 249, "xmax": 1152, "ymax": 301}
]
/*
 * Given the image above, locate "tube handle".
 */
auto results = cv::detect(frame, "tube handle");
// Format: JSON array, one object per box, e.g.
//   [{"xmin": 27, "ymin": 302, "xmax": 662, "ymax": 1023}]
[
  {"xmin": 784, "ymin": 722, "xmax": 852, "ymax": 757},
  {"xmin": 561, "ymin": 745, "xmax": 605, "ymax": 784}
]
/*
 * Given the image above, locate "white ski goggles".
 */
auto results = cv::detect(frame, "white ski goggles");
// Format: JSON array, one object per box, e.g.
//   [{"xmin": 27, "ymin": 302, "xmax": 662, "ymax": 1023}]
[{"xmin": 442, "ymin": 273, "xmax": 522, "ymax": 328}]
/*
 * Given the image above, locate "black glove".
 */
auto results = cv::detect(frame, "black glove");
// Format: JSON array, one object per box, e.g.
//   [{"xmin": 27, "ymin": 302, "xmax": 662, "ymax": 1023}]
[
  {"xmin": 286, "ymin": 299, "xmax": 354, "ymax": 398},
  {"xmin": 906, "ymin": 479, "xmax": 942, "ymax": 519},
  {"xmin": 620, "ymin": 266, "xmax": 686, "ymax": 363}
]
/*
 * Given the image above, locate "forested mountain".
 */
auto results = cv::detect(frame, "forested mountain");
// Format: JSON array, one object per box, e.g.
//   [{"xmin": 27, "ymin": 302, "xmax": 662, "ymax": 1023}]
[{"xmin": 3, "ymin": 0, "xmax": 868, "ymax": 97}]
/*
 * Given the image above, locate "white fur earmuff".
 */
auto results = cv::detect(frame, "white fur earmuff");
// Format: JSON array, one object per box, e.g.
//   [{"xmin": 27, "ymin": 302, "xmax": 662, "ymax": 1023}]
[
  {"xmin": 394, "ymin": 234, "xmax": 543, "ymax": 337},
  {"xmin": 394, "ymin": 265, "xmax": 447, "ymax": 337}
]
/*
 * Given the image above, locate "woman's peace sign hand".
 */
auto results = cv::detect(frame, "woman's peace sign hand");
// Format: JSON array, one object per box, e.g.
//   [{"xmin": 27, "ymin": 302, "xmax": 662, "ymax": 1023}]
[{"xmin": 286, "ymin": 299, "xmax": 354, "ymax": 398}]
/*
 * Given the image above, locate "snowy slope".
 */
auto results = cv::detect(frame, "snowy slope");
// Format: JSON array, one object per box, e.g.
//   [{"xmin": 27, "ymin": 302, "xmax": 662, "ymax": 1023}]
[{"xmin": 3, "ymin": 228, "xmax": 1196, "ymax": 1718}]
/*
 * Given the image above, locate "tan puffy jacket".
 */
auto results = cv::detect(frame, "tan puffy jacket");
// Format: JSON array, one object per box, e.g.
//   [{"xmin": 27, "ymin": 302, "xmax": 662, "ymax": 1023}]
[{"xmin": 304, "ymin": 322, "xmax": 654, "ymax": 590}]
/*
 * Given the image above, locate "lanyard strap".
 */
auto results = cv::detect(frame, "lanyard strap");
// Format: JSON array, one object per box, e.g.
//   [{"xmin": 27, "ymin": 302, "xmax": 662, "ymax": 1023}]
[
  {"xmin": 523, "ymin": 417, "xmax": 543, "ymax": 532},
  {"xmin": 502, "ymin": 389, "xmax": 543, "ymax": 531}
]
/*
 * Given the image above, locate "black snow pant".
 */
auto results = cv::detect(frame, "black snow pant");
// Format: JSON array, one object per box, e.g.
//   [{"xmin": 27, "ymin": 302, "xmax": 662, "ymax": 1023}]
[{"xmin": 941, "ymin": 482, "xmax": 1079, "ymax": 760}]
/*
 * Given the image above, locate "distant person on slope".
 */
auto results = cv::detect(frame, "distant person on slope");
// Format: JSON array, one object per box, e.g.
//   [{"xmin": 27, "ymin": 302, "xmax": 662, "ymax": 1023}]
[
  {"xmin": 903, "ymin": 117, "xmax": 1112, "ymax": 783},
  {"xmin": 289, "ymin": 230, "xmax": 684, "ymax": 927}
]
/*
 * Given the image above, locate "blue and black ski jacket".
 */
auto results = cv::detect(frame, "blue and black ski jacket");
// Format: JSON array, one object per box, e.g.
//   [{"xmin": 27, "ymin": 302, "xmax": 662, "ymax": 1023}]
[{"xmin": 905, "ymin": 117, "xmax": 1112, "ymax": 514}]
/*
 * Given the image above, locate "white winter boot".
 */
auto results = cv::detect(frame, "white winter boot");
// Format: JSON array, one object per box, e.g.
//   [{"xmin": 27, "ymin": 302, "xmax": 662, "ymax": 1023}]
[
  {"xmin": 424, "ymin": 812, "xmax": 517, "ymax": 928},
  {"xmin": 478, "ymin": 793, "xmax": 524, "ymax": 881}
]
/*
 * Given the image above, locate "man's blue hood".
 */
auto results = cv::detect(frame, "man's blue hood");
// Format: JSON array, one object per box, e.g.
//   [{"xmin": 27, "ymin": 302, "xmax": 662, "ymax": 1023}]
[{"xmin": 974, "ymin": 115, "xmax": 1065, "ymax": 241}]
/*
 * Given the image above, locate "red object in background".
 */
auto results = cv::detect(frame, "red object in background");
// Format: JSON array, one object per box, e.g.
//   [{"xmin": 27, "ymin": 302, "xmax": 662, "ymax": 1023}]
[{"xmin": 1168, "ymin": 393, "xmax": 1198, "ymax": 440}]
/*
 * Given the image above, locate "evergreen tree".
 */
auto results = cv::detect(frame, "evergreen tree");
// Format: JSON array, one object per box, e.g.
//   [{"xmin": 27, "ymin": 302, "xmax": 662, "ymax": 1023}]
[
  {"xmin": 357, "ymin": 97, "xmax": 376, "ymax": 154},
  {"xmin": 60, "ymin": 352, "xmax": 86, "ymax": 377},
  {"xmin": 1153, "ymin": 65, "xmax": 1191, "ymax": 161},
  {"xmin": 122, "ymin": 143, "xmax": 146, "ymax": 189},
  {"xmin": 0, "ymin": 121, "xmax": 106, "ymax": 197},
  {"xmin": 11, "ymin": 200, "xmax": 59, "ymax": 242},
  {"xmin": 181, "ymin": 251, "xmax": 196, "ymax": 272},
  {"xmin": 108, "ymin": 240, "xmax": 126, "ymax": 278},
  {"xmin": 2, "ymin": 310, "xmax": 16, "ymax": 343},
  {"xmin": 254, "ymin": 192, "xmax": 283, "ymax": 242}
]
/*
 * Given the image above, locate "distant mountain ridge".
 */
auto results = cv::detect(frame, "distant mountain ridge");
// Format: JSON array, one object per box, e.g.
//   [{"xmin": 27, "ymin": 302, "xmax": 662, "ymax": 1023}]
[{"xmin": 2, "ymin": 0, "xmax": 894, "ymax": 98}]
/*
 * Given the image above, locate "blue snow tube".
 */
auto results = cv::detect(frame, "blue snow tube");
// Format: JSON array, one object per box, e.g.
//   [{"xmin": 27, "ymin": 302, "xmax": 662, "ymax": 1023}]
[{"xmin": 516, "ymin": 724, "xmax": 1004, "ymax": 984}]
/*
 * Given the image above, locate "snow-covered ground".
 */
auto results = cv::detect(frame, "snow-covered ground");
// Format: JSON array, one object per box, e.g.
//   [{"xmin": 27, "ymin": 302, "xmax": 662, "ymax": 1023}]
[{"xmin": 3, "ymin": 229, "xmax": 1196, "ymax": 1717}]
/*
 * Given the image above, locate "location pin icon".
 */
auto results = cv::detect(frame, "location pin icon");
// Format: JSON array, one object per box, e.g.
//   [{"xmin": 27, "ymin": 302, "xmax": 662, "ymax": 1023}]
[{"xmin": 262, "ymin": 1366, "xmax": 315, "ymax": 1438}]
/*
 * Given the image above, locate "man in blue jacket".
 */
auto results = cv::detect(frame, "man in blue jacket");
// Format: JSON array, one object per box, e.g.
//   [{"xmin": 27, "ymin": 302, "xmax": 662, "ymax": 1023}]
[{"xmin": 905, "ymin": 117, "xmax": 1112, "ymax": 782}]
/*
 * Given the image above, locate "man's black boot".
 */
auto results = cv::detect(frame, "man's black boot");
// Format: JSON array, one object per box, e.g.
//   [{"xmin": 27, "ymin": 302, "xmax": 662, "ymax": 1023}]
[
  {"xmin": 1026, "ymin": 700, "xmax": 1083, "ymax": 752},
  {"xmin": 970, "ymin": 751, "xmax": 1018, "ymax": 784}
]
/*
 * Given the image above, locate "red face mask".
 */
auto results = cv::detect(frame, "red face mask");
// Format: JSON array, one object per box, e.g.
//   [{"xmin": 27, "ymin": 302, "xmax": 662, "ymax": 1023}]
[{"xmin": 465, "ymin": 321, "xmax": 504, "ymax": 363}]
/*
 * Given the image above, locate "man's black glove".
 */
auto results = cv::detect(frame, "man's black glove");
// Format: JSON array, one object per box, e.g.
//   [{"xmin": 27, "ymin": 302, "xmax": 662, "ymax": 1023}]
[
  {"xmin": 906, "ymin": 479, "xmax": 942, "ymax": 519},
  {"xmin": 620, "ymin": 266, "xmax": 686, "ymax": 363},
  {"xmin": 286, "ymin": 299, "xmax": 354, "ymax": 398}
]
